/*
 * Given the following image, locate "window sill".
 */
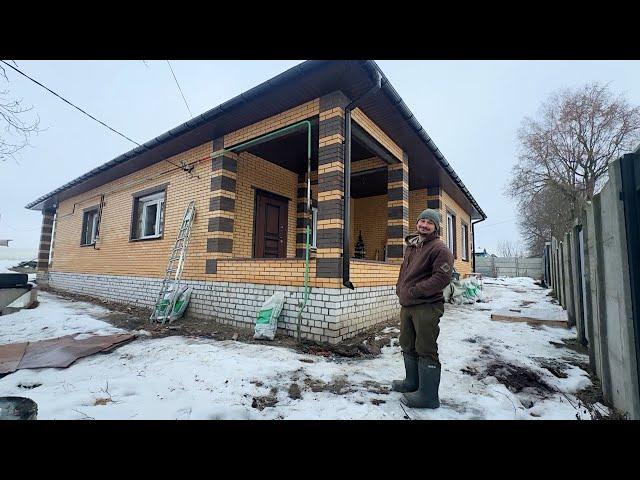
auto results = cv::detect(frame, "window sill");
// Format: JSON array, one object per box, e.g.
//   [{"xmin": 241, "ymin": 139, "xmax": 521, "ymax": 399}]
[
  {"xmin": 130, "ymin": 235, "xmax": 163, "ymax": 243},
  {"xmin": 80, "ymin": 243, "xmax": 96, "ymax": 247}
]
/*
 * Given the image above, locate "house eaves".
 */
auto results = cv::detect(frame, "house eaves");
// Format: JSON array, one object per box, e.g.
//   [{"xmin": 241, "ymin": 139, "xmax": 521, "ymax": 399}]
[{"xmin": 26, "ymin": 60, "xmax": 485, "ymax": 220}]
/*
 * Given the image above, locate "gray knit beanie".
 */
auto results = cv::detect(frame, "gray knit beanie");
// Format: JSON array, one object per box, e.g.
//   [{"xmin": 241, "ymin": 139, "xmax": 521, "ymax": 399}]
[{"xmin": 417, "ymin": 208, "xmax": 441, "ymax": 232}]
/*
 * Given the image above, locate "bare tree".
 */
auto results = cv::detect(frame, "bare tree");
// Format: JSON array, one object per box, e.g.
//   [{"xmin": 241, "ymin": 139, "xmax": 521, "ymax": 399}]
[
  {"xmin": 0, "ymin": 63, "xmax": 40, "ymax": 162},
  {"xmin": 507, "ymin": 82, "xmax": 640, "ymax": 254},
  {"xmin": 496, "ymin": 240, "xmax": 525, "ymax": 258},
  {"xmin": 516, "ymin": 183, "xmax": 579, "ymax": 255}
]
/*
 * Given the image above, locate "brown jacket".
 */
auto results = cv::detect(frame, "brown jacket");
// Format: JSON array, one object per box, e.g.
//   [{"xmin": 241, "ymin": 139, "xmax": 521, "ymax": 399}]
[{"xmin": 396, "ymin": 231, "xmax": 454, "ymax": 307}]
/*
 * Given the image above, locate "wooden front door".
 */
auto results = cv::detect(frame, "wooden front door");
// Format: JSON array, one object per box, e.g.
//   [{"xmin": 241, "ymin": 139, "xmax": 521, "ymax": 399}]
[{"xmin": 254, "ymin": 190, "xmax": 288, "ymax": 258}]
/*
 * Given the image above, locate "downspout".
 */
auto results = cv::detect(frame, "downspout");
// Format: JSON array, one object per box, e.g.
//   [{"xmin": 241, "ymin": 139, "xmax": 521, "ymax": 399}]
[
  {"xmin": 343, "ymin": 69, "xmax": 382, "ymax": 289},
  {"xmin": 471, "ymin": 217, "xmax": 485, "ymax": 273}
]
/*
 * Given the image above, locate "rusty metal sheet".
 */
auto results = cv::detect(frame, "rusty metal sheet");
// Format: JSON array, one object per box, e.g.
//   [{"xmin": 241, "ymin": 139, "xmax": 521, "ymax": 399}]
[
  {"xmin": 17, "ymin": 334, "xmax": 136, "ymax": 369},
  {"xmin": 0, "ymin": 334, "xmax": 135, "ymax": 374},
  {"xmin": 0, "ymin": 342, "xmax": 28, "ymax": 375}
]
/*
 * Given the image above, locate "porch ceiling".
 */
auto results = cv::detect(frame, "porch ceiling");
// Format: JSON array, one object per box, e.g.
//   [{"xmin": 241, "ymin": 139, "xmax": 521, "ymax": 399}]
[
  {"xmin": 352, "ymin": 169, "xmax": 387, "ymax": 198},
  {"xmin": 241, "ymin": 117, "xmax": 383, "ymax": 175}
]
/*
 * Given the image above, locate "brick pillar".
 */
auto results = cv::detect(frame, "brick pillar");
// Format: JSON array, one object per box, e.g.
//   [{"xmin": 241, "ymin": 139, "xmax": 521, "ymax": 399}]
[
  {"xmin": 36, "ymin": 208, "xmax": 55, "ymax": 284},
  {"xmin": 386, "ymin": 154, "xmax": 409, "ymax": 263},
  {"xmin": 206, "ymin": 137, "xmax": 237, "ymax": 274},
  {"xmin": 316, "ymin": 92, "xmax": 348, "ymax": 279}
]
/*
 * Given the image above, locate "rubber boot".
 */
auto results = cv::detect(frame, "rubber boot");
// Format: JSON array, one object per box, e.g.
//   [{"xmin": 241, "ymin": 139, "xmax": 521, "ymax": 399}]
[
  {"xmin": 401, "ymin": 357, "xmax": 441, "ymax": 408},
  {"xmin": 391, "ymin": 352, "xmax": 419, "ymax": 393}
]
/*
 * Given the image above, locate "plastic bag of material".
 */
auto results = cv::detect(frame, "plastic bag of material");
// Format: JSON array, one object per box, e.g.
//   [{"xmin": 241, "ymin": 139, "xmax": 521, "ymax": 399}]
[
  {"xmin": 444, "ymin": 277, "xmax": 484, "ymax": 305},
  {"xmin": 153, "ymin": 285, "xmax": 193, "ymax": 323},
  {"xmin": 254, "ymin": 291, "xmax": 285, "ymax": 340},
  {"xmin": 170, "ymin": 286, "xmax": 193, "ymax": 322}
]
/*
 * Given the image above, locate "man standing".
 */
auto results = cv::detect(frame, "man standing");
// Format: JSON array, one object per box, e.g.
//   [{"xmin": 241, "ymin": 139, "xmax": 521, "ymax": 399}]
[{"xmin": 392, "ymin": 209, "xmax": 454, "ymax": 409}]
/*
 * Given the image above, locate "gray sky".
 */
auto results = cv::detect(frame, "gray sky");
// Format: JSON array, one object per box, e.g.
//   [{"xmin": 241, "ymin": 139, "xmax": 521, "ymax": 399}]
[{"xmin": 2, "ymin": 60, "xmax": 640, "ymax": 254}]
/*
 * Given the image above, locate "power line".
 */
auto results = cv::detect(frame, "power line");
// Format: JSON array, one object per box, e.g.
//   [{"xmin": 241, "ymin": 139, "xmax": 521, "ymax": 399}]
[
  {"xmin": 166, "ymin": 60, "xmax": 193, "ymax": 118},
  {"xmin": 476, "ymin": 217, "xmax": 518, "ymax": 228},
  {"xmin": 0, "ymin": 60, "xmax": 141, "ymax": 147}
]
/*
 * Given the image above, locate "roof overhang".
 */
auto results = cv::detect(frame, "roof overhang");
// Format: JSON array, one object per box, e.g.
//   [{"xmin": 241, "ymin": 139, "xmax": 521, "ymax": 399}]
[{"xmin": 26, "ymin": 60, "xmax": 485, "ymax": 220}]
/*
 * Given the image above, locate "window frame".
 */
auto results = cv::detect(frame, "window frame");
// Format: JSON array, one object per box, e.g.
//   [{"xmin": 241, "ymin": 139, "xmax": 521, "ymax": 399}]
[
  {"xmin": 461, "ymin": 221, "xmax": 469, "ymax": 261},
  {"xmin": 80, "ymin": 206, "xmax": 100, "ymax": 246},
  {"xmin": 130, "ymin": 184, "xmax": 168, "ymax": 242},
  {"xmin": 446, "ymin": 209, "xmax": 457, "ymax": 259}
]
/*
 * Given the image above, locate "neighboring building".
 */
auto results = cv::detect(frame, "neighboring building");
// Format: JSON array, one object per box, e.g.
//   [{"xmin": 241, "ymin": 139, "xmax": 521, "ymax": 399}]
[{"xmin": 26, "ymin": 60, "xmax": 486, "ymax": 343}]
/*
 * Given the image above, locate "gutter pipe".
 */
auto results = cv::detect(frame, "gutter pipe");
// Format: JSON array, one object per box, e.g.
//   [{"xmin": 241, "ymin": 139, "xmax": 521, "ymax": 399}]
[
  {"xmin": 471, "ymin": 217, "xmax": 486, "ymax": 273},
  {"xmin": 342, "ymin": 68, "xmax": 382, "ymax": 289}
]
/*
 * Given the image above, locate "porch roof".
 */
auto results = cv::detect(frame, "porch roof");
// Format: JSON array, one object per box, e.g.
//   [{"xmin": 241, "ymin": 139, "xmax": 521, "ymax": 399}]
[{"xmin": 26, "ymin": 60, "xmax": 485, "ymax": 220}]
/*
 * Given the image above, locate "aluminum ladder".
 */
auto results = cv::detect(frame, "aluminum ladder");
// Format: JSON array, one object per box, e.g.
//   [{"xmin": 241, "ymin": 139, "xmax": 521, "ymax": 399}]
[{"xmin": 150, "ymin": 200, "xmax": 196, "ymax": 324}]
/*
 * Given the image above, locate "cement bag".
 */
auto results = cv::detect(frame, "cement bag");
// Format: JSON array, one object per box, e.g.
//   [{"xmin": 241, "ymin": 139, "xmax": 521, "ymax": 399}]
[
  {"xmin": 254, "ymin": 291, "xmax": 285, "ymax": 340},
  {"xmin": 169, "ymin": 286, "xmax": 193, "ymax": 322},
  {"xmin": 443, "ymin": 282, "xmax": 455, "ymax": 303},
  {"xmin": 463, "ymin": 278, "xmax": 484, "ymax": 302},
  {"xmin": 447, "ymin": 278, "xmax": 484, "ymax": 305}
]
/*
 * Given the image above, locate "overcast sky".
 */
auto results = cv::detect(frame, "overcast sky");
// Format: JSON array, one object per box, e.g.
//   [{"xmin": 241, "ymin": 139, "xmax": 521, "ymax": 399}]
[{"xmin": 1, "ymin": 60, "xmax": 639, "ymax": 255}]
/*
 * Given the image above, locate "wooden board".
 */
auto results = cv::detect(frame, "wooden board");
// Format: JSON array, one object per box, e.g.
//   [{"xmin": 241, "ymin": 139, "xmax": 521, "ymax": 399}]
[{"xmin": 490, "ymin": 308, "xmax": 569, "ymax": 328}]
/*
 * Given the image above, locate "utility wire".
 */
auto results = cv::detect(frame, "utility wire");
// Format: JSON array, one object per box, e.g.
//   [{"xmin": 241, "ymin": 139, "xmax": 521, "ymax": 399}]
[
  {"xmin": 166, "ymin": 60, "xmax": 193, "ymax": 118},
  {"xmin": 0, "ymin": 60, "xmax": 141, "ymax": 147},
  {"xmin": 476, "ymin": 217, "xmax": 517, "ymax": 228}
]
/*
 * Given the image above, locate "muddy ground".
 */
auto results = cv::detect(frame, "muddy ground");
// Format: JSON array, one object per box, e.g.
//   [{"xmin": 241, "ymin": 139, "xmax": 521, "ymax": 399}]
[
  {"xmin": 40, "ymin": 286, "xmax": 621, "ymax": 419},
  {"xmin": 40, "ymin": 287, "xmax": 399, "ymax": 358}
]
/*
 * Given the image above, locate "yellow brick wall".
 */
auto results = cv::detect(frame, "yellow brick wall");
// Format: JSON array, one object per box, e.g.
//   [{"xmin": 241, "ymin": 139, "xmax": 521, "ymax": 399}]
[
  {"xmin": 51, "ymin": 143, "xmax": 213, "ymax": 280},
  {"xmin": 207, "ymin": 259, "xmax": 342, "ymax": 288},
  {"xmin": 350, "ymin": 259, "xmax": 400, "ymax": 287},
  {"xmin": 351, "ymin": 156, "xmax": 386, "ymax": 174},
  {"xmin": 350, "ymin": 194, "xmax": 388, "ymax": 260},
  {"xmin": 224, "ymin": 99, "xmax": 319, "ymax": 148},
  {"xmin": 409, "ymin": 189, "xmax": 428, "ymax": 232},
  {"xmin": 49, "ymin": 90, "xmax": 476, "ymax": 288},
  {"xmin": 352, "ymin": 108, "xmax": 403, "ymax": 161},
  {"xmin": 233, "ymin": 151, "xmax": 298, "ymax": 258}
]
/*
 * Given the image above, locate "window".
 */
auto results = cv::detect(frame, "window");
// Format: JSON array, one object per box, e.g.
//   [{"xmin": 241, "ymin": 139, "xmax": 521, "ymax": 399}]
[
  {"xmin": 132, "ymin": 190, "xmax": 165, "ymax": 240},
  {"xmin": 446, "ymin": 211, "xmax": 457, "ymax": 258},
  {"xmin": 462, "ymin": 223, "xmax": 469, "ymax": 261},
  {"xmin": 81, "ymin": 208, "xmax": 100, "ymax": 246}
]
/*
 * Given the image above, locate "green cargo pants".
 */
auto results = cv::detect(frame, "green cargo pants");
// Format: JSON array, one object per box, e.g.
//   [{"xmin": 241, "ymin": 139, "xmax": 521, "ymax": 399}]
[{"xmin": 399, "ymin": 302, "xmax": 445, "ymax": 365}]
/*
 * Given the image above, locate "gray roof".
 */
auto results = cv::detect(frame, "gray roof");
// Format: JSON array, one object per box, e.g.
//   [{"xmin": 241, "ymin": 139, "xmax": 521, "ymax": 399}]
[{"xmin": 26, "ymin": 60, "xmax": 485, "ymax": 220}]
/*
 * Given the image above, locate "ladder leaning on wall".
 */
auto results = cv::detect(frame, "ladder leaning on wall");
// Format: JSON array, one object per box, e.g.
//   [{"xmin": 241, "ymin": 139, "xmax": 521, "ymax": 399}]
[{"xmin": 150, "ymin": 200, "xmax": 196, "ymax": 324}]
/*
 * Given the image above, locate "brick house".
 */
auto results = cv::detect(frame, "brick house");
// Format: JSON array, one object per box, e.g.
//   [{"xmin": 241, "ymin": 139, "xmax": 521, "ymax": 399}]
[{"xmin": 27, "ymin": 60, "xmax": 486, "ymax": 344}]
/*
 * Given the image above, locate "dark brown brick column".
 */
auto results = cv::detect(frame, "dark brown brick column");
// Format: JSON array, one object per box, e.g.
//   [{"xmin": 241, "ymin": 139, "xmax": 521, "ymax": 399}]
[
  {"xmin": 316, "ymin": 92, "xmax": 348, "ymax": 278},
  {"xmin": 386, "ymin": 154, "xmax": 409, "ymax": 263},
  {"xmin": 426, "ymin": 186, "xmax": 441, "ymax": 210},
  {"xmin": 36, "ymin": 208, "xmax": 55, "ymax": 283},
  {"xmin": 206, "ymin": 137, "xmax": 237, "ymax": 274}
]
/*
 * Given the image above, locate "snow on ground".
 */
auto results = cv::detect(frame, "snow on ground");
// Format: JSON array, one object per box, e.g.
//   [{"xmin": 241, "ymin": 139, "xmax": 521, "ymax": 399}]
[
  {"xmin": 0, "ymin": 291, "xmax": 125, "ymax": 343},
  {"xmin": 0, "ymin": 259, "xmax": 22, "ymax": 273},
  {"xmin": 0, "ymin": 277, "xmax": 601, "ymax": 420},
  {"xmin": 1, "ymin": 257, "xmax": 37, "ymax": 282}
]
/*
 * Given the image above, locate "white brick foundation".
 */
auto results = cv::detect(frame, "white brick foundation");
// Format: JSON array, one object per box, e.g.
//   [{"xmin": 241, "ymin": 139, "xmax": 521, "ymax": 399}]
[{"xmin": 47, "ymin": 271, "xmax": 400, "ymax": 343}]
